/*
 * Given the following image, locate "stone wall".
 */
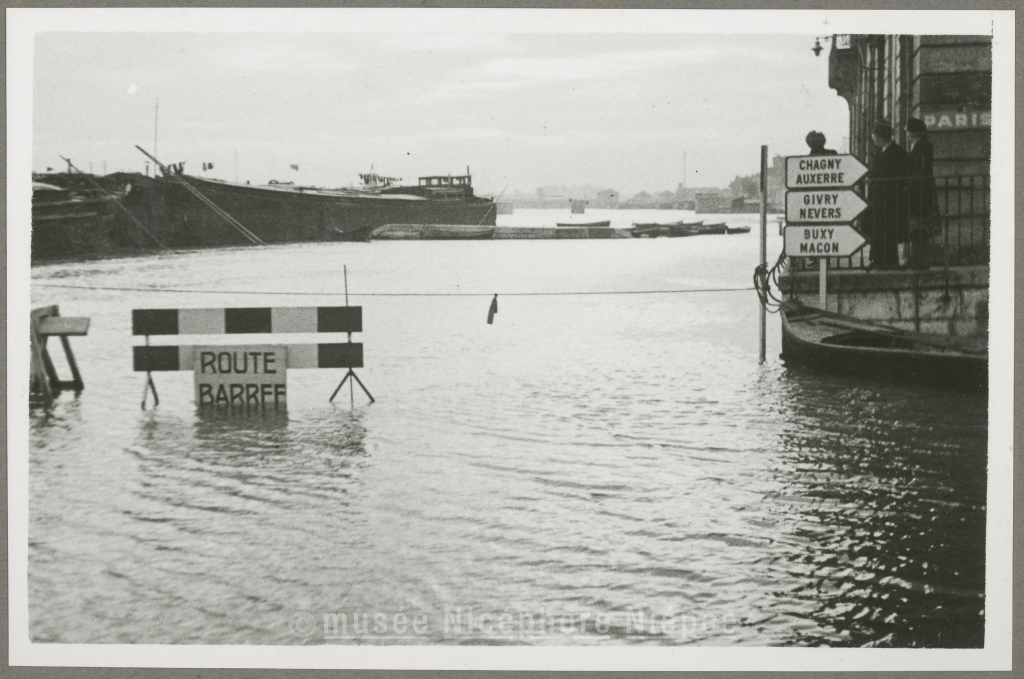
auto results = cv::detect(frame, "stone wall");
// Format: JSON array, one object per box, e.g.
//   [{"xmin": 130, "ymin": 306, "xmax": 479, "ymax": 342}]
[{"xmin": 779, "ymin": 265, "xmax": 988, "ymax": 338}]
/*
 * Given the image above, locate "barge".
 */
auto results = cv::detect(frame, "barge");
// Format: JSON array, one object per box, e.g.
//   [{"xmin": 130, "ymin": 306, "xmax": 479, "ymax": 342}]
[{"xmin": 31, "ymin": 168, "xmax": 496, "ymax": 259}]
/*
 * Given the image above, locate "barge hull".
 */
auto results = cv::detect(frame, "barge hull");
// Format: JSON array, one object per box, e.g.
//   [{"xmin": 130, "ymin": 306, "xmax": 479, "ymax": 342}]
[{"xmin": 160, "ymin": 175, "xmax": 496, "ymax": 246}]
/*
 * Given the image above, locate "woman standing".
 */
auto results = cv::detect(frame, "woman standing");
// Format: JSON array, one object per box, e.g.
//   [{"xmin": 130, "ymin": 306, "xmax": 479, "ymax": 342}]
[{"xmin": 906, "ymin": 117, "xmax": 937, "ymax": 269}]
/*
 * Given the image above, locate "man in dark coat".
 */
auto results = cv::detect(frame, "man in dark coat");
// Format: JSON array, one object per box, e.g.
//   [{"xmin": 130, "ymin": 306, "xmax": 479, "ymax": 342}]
[
  {"xmin": 868, "ymin": 121, "xmax": 909, "ymax": 269},
  {"xmin": 805, "ymin": 131, "xmax": 839, "ymax": 156},
  {"xmin": 906, "ymin": 117, "xmax": 937, "ymax": 269}
]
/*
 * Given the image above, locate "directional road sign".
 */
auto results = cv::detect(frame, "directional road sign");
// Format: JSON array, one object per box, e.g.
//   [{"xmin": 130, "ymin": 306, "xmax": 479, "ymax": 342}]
[
  {"xmin": 786, "ymin": 154, "xmax": 868, "ymax": 189},
  {"xmin": 784, "ymin": 225, "xmax": 867, "ymax": 258},
  {"xmin": 785, "ymin": 189, "xmax": 868, "ymax": 225}
]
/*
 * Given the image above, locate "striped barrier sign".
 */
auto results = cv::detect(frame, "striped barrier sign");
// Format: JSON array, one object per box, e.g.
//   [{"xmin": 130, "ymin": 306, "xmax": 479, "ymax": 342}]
[
  {"xmin": 132, "ymin": 306, "xmax": 371, "ymax": 408},
  {"xmin": 132, "ymin": 306, "xmax": 361, "ymax": 336}
]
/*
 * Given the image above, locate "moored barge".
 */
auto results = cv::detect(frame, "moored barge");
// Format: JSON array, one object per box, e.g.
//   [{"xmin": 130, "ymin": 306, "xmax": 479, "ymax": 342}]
[{"xmin": 31, "ymin": 168, "xmax": 497, "ymax": 259}]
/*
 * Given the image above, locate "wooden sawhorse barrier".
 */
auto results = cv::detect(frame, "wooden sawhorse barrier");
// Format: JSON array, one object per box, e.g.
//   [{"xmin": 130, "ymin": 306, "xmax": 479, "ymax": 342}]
[{"xmin": 30, "ymin": 305, "xmax": 90, "ymax": 405}]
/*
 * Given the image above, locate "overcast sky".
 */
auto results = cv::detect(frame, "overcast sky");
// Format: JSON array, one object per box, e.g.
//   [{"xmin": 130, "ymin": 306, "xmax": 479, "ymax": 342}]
[{"xmin": 34, "ymin": 32, "xmax": 849, "ymax": 196}]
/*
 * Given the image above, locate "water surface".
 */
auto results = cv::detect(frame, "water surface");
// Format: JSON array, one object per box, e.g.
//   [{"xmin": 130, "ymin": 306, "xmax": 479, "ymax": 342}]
[{"xmin": 28, "ymin": 209, "xmax": 987, "ymax": 647}]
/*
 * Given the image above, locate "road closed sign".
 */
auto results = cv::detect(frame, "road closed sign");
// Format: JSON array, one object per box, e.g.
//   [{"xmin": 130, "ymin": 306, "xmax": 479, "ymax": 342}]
[
  {"xmin": 785, "ymin": 190, "xmax": 868, "ymax": 225},
  {"xmin": 785, "ymin": 225, "xmax": 867, "ymax": 257},
  {"xmin": 194, "ymin": 345, "xmax": 287, "ymax": 407}
]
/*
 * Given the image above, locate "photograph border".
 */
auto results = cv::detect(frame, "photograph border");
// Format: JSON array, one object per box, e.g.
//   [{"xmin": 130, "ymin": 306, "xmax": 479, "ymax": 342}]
[{"xmin": 5, "ymin": 1, "xmax": 1019, "ymax": 674}]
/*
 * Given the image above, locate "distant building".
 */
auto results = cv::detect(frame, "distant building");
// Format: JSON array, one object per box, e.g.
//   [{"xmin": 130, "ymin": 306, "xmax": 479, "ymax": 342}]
[
  {"xmin": 621, "ymin": 191, "xmax": 654, "ymax": 208},
  {"xmin": 675, "ymin": 185, "xmax": 721, "ymax": 202},
  {"xmin": 508, "ymin": 185, "xmax": 619, "ymax": 209},
  {"xmin": 594, "ymin": 189, "xmax": 619, "ymax": 208},
  {"xmin": 694, "ymin": 192, "xmax": 726, "ymax": 213}
]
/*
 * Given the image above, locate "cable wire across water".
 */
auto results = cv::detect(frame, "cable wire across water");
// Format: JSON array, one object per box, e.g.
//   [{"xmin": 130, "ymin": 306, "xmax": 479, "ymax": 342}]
[{"xmin": 33, "ymin": 282, "xmax": 755, "ymax": 297}]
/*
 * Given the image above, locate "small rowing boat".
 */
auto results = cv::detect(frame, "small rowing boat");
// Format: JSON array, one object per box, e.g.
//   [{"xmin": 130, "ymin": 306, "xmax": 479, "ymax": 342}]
[
  {"xmin": 726, "ymin": 226, "xmax": 751, "ymax": 234},
  {"xmin": 630, "ymin": 220, "xmax": 704, "ymax": 238},
  {"xmin": 667, "ymin": 221, "xmax": 707, "ymax": 237},
  {"xmin": 692, "ymin": 222, "xmax": 728, "ymax": 235},
  {"xmin": 556, "ymin": 220, "xmax": 611, "ymax": 227},
  {"xmin": 780, "ymin": 300, "xmax": 986, "ymax": 390}
]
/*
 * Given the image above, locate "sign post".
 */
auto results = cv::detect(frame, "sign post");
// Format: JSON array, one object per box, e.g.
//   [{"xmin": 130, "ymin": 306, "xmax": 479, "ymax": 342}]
[
  {"xmin": 783, "ymin": 154, "xmax": 869, "ymax": 310},
  {"xmin": 820, "ymin": 259, "xmax": 828, "ymax": 310}
]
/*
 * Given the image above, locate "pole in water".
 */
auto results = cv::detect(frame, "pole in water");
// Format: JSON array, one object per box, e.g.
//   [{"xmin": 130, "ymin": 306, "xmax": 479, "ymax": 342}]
[
  {"xmin": 759, "ymin": 145, "xmax": 767, "ymax": 365},
  {"xmin": 344, "ymin": 265, "xmax": 349, "ymax": 306}
]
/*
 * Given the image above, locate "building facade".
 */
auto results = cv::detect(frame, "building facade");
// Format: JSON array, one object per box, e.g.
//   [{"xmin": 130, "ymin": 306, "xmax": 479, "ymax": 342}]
[
  {"xmin": 829, "ymin": 34, "xmax": 991, "ymax": 178},
  {"xmin": 778, "ymin": 33, "xmax": 992, "ymax": 342},
  {"xmin": 826, "ymin": 33, "xmax": 991, "ymax": 267}
]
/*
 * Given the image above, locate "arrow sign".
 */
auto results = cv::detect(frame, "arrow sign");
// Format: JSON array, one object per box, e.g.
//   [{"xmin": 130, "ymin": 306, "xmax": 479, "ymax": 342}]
[
  {"xmin": 786, "ymin": 154, "xmax": 868, "ymax": 189},
  {"xmin": 785, "ymin": 225, "xmax": 867, "ymax": 257},
  {"xmin": 785, "ymin": 189, "xmax": 868, "ymax": 225}
]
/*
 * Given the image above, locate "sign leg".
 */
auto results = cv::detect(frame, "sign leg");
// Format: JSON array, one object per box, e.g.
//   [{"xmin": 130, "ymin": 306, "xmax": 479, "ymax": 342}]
[
  {"xmin": 329, "ymin": 371, "xmax": 352, "ymax": 402},
  {"xmin": 348, "ymin": 369, "xmax": 375, "ymax": 404},
  {"xmin": 141, "ymin": 372, "xmax": 159, "ymax": 410},
  {"xmin": 30, "ymin": 317, "xmax": 53, "ymax": 405},
  {"xmin": 40, "ymin": 337, "xmax": 60, "ymax": 390},
  {"xmin": 60, "ymin": 335, "xmax": 85, "ymax": 391}
]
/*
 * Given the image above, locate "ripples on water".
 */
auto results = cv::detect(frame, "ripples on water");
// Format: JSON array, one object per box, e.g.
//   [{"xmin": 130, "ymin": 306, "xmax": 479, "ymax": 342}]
[{"xmin": 28, "ymin": 211, "xmax": 986, "ymax": 647}]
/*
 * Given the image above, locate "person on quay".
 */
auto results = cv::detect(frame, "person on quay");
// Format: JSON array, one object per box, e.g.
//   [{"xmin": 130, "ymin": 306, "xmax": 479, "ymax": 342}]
[
  {"xmin": 805, "ymin": 131, "xmax": 839, "ymax": 156},
  {"xmin": 868, "ymin": 121, "xmax": 909, "ymax": 269},
  {"xmin": 906, "ymin": 116, "xmax": 937, "ymax": 270}
]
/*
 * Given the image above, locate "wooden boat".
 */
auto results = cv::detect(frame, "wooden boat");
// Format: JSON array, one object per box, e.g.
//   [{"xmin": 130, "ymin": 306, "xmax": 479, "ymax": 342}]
[
  {"xmin": 692, "ymin": 222, "xmax": 728, "ymax": 235},
  {"xmin": 630, "ymin": 220, "xmax": 704, "ymax": 238},
  {"xmin": 556, "ymin": 220, "xmax": 611, "ymax": 227},
  {"xmin": 630, "ymin": 223, "xmax": 666, "ymax": 238},
  {"xmin": 780, "ymin": 300, "xmax": 986, "ymax": 390},
  {"xmin": 415, "ymin": 224, "xmax": 495, "ymax": 240},
  {"xmin": 726, "ymin": 226, "xmax": 752, "ymax": 234},
  {"xmin": 667, "ymin": 221, "xmax": 707, "ymax": 237}
]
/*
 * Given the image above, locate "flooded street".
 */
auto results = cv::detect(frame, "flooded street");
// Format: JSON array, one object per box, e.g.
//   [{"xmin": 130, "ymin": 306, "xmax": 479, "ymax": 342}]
[{"xmin": 28, "ymin": 210, "xmax": 987, "ymax": 647}]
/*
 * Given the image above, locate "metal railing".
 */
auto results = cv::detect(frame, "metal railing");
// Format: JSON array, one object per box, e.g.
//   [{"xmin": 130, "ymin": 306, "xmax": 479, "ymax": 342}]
[{"xmin": 789, "ymin": 174, "xmax": 989, "ymax": 271}]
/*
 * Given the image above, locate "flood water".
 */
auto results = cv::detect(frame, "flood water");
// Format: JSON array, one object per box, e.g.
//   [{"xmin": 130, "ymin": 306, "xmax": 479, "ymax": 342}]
[{"xmin": 27, "ymin": 209, "xmax": 987, "ymax": 647}]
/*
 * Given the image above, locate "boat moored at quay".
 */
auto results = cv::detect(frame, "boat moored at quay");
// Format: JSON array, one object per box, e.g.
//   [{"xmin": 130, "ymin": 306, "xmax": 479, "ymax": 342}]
[
  {"xmin": 31, "ymin": 168, "xmax": 497, "ymax": 260},
  {"xmin": 779, "ymin": 299, "xmax": 986, "ymax": 391},
  {"xmin": 629, "ymin": 221, "xmax": 731, "ymax": 238},
  {"xmin": 159, "ymin": 170, "xmax": 497, "ymax": 245}
]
